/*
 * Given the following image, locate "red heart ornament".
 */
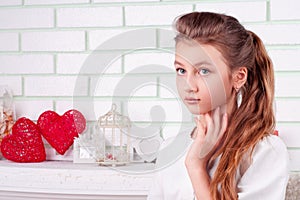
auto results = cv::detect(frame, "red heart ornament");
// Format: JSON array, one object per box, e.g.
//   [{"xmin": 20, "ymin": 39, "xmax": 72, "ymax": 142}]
[
  {"xmin": 37, "ymin": 109, "xmax": 86, "ymax": 155},
  {"xmin": 0, "ymin": 117, "xmax": 46, "ymax": 163}
]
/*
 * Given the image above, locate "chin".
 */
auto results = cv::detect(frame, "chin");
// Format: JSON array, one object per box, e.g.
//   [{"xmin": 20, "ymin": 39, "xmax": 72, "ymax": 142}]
[{"xmin": 186, "ymin": 106, "xmax": 209, "ymax": 115}]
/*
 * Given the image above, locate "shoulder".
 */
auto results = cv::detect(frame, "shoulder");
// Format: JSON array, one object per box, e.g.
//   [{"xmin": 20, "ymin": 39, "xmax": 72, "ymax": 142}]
[
  {"xmin": 253, "ymin": 134, "xmax": 289, "ymax": 161},
  {"xmin": 241, "ymin": 134, "xmax": 289, "ymax": 179},
  {"xmin": 237, "ymin": 135, "xmax": 290, "ymax": 199}
]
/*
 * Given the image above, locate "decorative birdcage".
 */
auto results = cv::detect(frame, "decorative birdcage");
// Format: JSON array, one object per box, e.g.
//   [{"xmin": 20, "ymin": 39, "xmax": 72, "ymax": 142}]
[
  {"xmin": 96, "ymin": 104, "xmax": 132, "ymax": 166},
  {"xmin": 0, "ymin": 86, "xmax": 15, "ymax": 149}
]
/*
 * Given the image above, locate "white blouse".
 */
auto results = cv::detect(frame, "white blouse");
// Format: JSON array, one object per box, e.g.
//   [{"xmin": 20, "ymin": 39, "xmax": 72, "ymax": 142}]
[{"xmin": 147, "ymin": 128, "xmax": 290, "ymax": 200}]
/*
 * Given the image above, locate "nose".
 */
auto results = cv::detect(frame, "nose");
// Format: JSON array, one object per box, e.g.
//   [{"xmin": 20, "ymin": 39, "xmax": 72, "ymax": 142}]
[{"xmin": 184, "ymin": 74, "xmax": 198, "ymax": 93}]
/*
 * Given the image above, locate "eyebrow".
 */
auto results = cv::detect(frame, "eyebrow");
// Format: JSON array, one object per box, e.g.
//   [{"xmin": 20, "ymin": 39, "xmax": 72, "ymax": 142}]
[
  {"xmin": 174, "ymin": 60, "xmax": 213, "ymax": 67},
  {"xmin": 174, "ymin": 60, "xmax": 184, "ymax": 66}
]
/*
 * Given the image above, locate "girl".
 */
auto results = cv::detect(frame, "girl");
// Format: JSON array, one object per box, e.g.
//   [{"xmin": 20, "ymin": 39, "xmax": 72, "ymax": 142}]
[{"xmin": 147, "ymin": 12, "xmax": 289, "ymax": 200}]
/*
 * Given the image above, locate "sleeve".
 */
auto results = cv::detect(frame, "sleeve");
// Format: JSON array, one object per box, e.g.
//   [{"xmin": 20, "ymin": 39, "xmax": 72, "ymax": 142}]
[{"xmin": 237, "ymin": 135, "xmax": 290, "ymax": 200}]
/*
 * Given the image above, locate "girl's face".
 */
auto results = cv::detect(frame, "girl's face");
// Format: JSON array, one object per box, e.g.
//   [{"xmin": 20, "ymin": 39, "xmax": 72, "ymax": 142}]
[{"xmin": 175, "ymin": 41, "xmax": 234, "ymax": 115}]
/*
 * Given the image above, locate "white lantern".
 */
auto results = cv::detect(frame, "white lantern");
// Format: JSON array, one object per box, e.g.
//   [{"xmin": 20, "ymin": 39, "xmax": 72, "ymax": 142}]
[{"xmin": 96, "ymin": 104, "xmax": 131, "ymax": 166}]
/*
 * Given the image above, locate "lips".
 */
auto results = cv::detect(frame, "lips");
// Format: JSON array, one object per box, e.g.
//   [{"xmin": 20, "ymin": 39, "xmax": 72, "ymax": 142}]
[{"xmin": 184, "ymin": 97, "xmax": 200, "ymax": 104}]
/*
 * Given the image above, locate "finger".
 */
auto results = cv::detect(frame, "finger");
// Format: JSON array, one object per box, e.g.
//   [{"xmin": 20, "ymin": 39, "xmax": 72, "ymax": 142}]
[
  {"xmin": 218, "ymin": 113, "xmax": 228, "ymax": 140},
  {"xmin": 203, "ymin": 113, "xmax": 216, "ymax": 145},
  {"xmin": 212, "ymin": 107, "xmax": 221, "ymax": 138},
  {"xmin": 213, "ymin": 113, "xmax": 228, "ymax": 149},
  {"xmin": 194, "ymin": 115, "xmax": 205, "ymax": 139},
  {"xmin": 204, "ymin": 112, "xmax": 212, "ymax": 130},
  {"xmin": 197, "ymin": 114, "xmax": 207, "ymax": 132}
]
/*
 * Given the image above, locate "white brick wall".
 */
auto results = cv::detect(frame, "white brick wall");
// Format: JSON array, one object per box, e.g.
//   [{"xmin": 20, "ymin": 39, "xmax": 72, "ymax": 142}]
[
  {"xmin": 126, "ymin": 100, "xmax": 191, "ymax": 122},
  {"xmin": 270, "ymin": 0, "xmax": 300, "ymax": 20},
  {"xmin": 56, "ymin": 53, "xmax": 122, "ymax": 74},
  {"xmin": 195, "ymin": 1, "xmax": 267, "ymax": 22},
  {"xmin": 93, "ymin": 0, "xmax": 159, "ymax": 2},
  {"xmin": 0, "ymin": 33, "xmax": 19, "ymax": 51},
  {"xmin": 0, "ymin": 55, "xmax": 54, "ymax": 74},
  {"xmin": 269, "ymin": 49, "xmax": 300, "ymax": 71},
  {"xmin": 245, "ymin": 24, "xmax": 300, "ymax": 45},
  {"xmin": 0, "ymin": 76, "xmax": 22, "ymax": 96},
  {"xmin": 288, "ymin": 150, "xmax": 300, "ymax": 171},
  {"xmin": 22, "ymin": 31, "xmax": 85, "ymax": 52},
  {"xmin": 91, "ymin": 76, "xmax": 157, "ymax": 96},
  {"xmin": 15, "ymin": 100, "xmax": 53, "ymax": 120},
  {"xmin": 276, "ymin": 99, "xmax": 300, "ymax": 122},
  {"xmin": 0, "ymin": 8, "xmax": 54, "ymax": 29},
  {"xmin": 56, "ymin": 100, "xmax": 121, "ymax": 121},
  {"xmin": 275, "ymin": 74, "xmax": 300, "ymax": 97},
  {"xmin": 25, "ymin": 0, "xmax": 89, "ymax": 5},
  {"xmin": 123, "ymin": 52, "xmax": 174, "ymax": 73},
  {"xmin": 57, "ymin": 7, "xmax": 123, "ymax": 28},
  {"xmin": 125, "ymin": 5, "xmax": 193, "ymax": 26},
  {"xmin": 24, "ymin": 76, "xmax": 88, "ymax": 96},
  {"xmin": 0, "ymin": 0, "xmax": 299, "ymax": 171},
  {"xmin": 88, "ymin": 29, "xmax": 157, "ymax": 50},
  {"xmin": 0, "ymin": 0, "xmax": 22, "ymax": 6}
]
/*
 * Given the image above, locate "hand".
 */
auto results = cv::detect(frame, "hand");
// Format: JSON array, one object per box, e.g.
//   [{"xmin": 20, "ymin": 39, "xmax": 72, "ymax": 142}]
[{"xmin": 185, "ymin": 106, "xmax": 228, "ymax": 169}]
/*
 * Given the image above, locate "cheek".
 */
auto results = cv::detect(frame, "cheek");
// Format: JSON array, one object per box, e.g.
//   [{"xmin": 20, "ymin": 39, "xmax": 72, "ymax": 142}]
[
  {"xmin": 204, "ymin": 75, "xmax": 229, "ymax": 109},
  {"xmin": 176, "ymin": 77, "xmax": 185, "ymax": 96}
]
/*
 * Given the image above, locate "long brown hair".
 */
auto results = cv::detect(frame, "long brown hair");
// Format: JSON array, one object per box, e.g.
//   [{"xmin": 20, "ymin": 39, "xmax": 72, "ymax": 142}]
[{"xmin": 174, "ymin": 12, "xmax": 275, "ymax": 199}]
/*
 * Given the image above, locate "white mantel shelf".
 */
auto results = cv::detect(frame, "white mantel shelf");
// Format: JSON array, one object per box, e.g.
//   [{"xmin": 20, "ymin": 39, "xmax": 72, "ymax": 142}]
[{"xmin": 0, "ymin": 160, "xmax": 155, "ymax": 200}]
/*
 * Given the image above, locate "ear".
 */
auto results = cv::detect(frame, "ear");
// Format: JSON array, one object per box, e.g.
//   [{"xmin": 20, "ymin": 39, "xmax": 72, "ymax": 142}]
[{"xmin": 232, "ymin": 67, "xmax": 247, "ymax": 90}]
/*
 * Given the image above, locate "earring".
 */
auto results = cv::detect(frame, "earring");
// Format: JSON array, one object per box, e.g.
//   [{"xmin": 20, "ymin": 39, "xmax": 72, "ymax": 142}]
[{"xmin": 236, "ymin": 89, "xmax": 242, "ymax": 108}]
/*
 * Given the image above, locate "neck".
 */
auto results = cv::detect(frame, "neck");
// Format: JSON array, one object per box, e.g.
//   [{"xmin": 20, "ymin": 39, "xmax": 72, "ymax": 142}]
[{"xmin": 222, "ymin": 93, "xmax": 236, "ymax": 118}]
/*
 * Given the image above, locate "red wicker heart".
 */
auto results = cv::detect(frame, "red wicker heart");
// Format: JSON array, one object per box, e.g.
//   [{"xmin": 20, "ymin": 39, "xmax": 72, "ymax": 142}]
[
  {"xmin": 0, "ymin": 117, "xmax": 46, "ymax": 162},
  {"xmin": 37, "ymin": 109, "xmax": 86, "ymax": 155}
]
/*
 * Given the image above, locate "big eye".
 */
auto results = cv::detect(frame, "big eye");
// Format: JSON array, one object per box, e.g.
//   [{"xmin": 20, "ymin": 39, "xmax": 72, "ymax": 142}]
[
  {"xmin": 199, "ymin": 68, "xmax": 210, "ymax": 76},
  {"xmin": 176, "ymin": 68, "xmax": 186, "ymax": 75}
]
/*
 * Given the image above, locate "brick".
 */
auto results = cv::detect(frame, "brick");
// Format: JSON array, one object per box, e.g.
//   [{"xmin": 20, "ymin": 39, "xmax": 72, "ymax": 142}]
[
  {"xmin": 288, "ymin": 150, "xmax": 300, "ymax": 171},
  {"xmin": 56, "ymin": 53, "xmax": 122, "ymax": 74},
  {"xmin": 57, "ymin": 7, "xmax": 122, "ymax": 28},
  {"xmin": 22, "ymin": 31, "xmax": 85, "ymax": 52},
  {"xmin": 275, "ymin": 99, "xmax": 300, "ymax": 122},
  {"xmin": 245, "ymin": 24, "xmax": 300, "ymax": 45},
  {"xmin": 93, "ymin": 0, "xmax": 159, "ymax": 2},
  {"xmin": 88, "ymin": 29, "xmax": 156, "ymax": 50},
  {"xmin": 0, "ymin": 0, "xmax": 22, "ymax": 6},
  {"xmin": 124, "ymin": 52, "xmax": 175, "ymax": 73},
  {"xmin": 15, "ymin": 100, "xmax": 53, "ymax": 120},
  {"xmin": 0, "ymin": 33, "xmax": 18, "ymax": 51},
  {"xmin": 159, "ymin": 75, "xmax": 179, "ymax": 99},
  {"xmin": 89, "ymin": 29, "xmax": 125, "ymax": 50},
  {"xmin": 125, "ymin": 5, "xmax": 193, "ymax": 26},
  {"xmin": 24, "ymin": 76, "xmax": 88, "ymax": 96},
  {"xmin": 125, "ymin": 100, "xmax": 192, "ymax": 122},
  {"xmin": 0, "ymin": 54, "xmax": 54, "ymax": 74},
  {"xmin": 25, "ymin": 0, "xmax": 89, "ymax": 5},
  {"xmin": 275, "ymin": 74, "xmax": 300, "ymax": 97},
  {"xmin": 195, "ymin": 1, "xmax": 266, "ymax": 22},
  {"xmin": 56, "ymin": 100, "xmax": 121, "ymax": 121},
  {"xmin": 159, "ymin": 28, "xmax": 176, "ymax": 48},
  {"xmin": 0, "ymin": 8, "xmax": 53, "ymax": 29},
  {"xmin": 271, "ymin": 0, "xmax": 300, "ymax": 20},
  {"xmin": 0, "ymin": 76, "xmax": 22, "ymax": 96},
  {"xmin": 276, "ymin": 123, "xmax": 300, "ymax": 147},
  {"xmin": 269, "ymin": 49, "xmax": 300, "ymax": 71},
  {"xmin": 161, "ymin": 124, "xmax": 193, "ymax": 140},
  {"xmin": 91, "ymin": 76, "xmax": 157, "ymax": 97}
]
